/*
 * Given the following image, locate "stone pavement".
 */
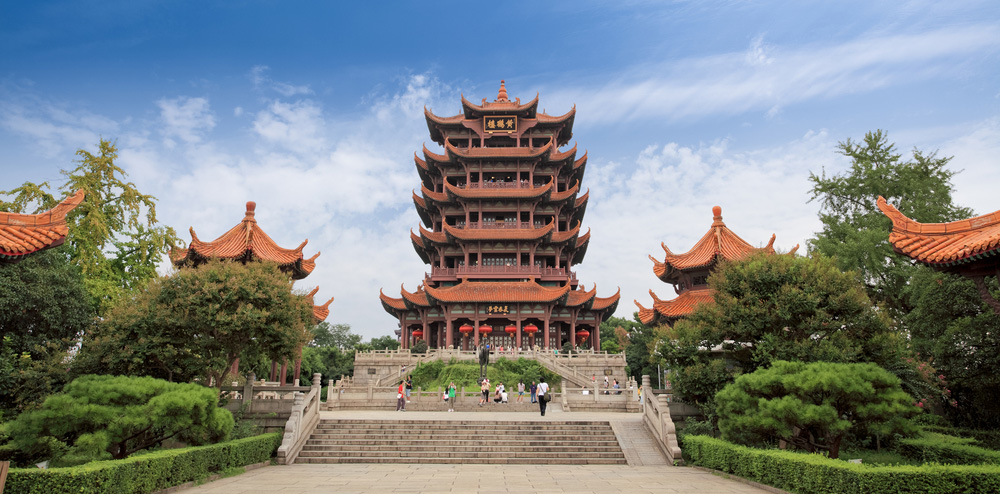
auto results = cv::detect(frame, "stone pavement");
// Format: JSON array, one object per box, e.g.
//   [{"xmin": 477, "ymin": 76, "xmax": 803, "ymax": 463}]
[{"xmin": 177, "ymin": 409, "xmax": 773, "ymax": 493}]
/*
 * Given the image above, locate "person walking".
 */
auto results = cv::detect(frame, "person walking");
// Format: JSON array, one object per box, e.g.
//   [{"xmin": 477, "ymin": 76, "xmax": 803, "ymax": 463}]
[
  {"xmin": 530, "ymin": 381, "xmax": 537, "ymax": 403},
  {"xmin": 396, "ymin": 380, "xmax": 406, "ymax": 411},
  {"xmin": 517, "ymin": 380, "xmax": 525, "ymax": 403},
  {"xmin": 537, "ymin": 377, "xmax": 550, "ymax": 416},
  {"xmin": 447, "ymin": 381, "xmax": 457, "ymax": 412}
]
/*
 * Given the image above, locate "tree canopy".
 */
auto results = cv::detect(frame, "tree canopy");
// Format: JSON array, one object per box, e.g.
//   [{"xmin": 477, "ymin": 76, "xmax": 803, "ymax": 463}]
[
  {"xmin": 808, "ymin": 129, "xmax": 972, "ymax": 315},
  {"xmin": 75, "ymin": 260, "xmax": 313, "ymax": 386},
  {"xmin": 0, "ymin": 374, "xmax": 233, "ymax": 467},
  {"xmin": 0, "ymin": 138, "xmax": 180, "ymax": 315},
  {"xmin": 716, "ymin": 360, "xmax": 918, "ymax": 459},
  {"xmin": 310, "ymin": 322, "xmax": 362, "ymax": 349},
  {"xmin": 651, "ymin": 252, "xmax": 905, "ymax": 410}
]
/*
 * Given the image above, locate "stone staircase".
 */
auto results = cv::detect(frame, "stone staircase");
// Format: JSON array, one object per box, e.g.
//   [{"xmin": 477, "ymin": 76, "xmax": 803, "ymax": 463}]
[{"xmin": 296, "ymin": 419, "xmax": 627, "ymax": 464}]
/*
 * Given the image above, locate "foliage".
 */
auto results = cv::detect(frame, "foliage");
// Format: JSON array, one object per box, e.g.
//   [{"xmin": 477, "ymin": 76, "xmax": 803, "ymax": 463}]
[
  {"xmin": 898, "ymin": 432, "xmax": 1000, "ymax": 465},
  {"xmin": 904, "ymin": 269, "xmax": 1000, "ymax": 428},
  {"xmin": 922, "ymin": 426, "xmax": 1000, "ymax": 451},
  {"xmin": 0, "ymin": 340, "xmax": 75, "ymax": 416},
  {"xmin": 652, "ymin": 252, "xmax": 903, "ymax": 410},
  {"xmin": 409, "ymin": 357, "xmax": 559, "ymax": 391},
  {"xmin": 74, "ymin": 260, "xmax": 313, "ymax": 386},
  {"xmin": 715, "ymin": 361, "xmax": 918, "ymax": 459},
  {"xmin": 368, "ymin": 335, "xmax": 400, "ymax": 350},
  {"xmin": 410, "ymin": 339, "xmax": 428, "ymax": 354},
  {"xmin": 0, "ymin": 139, "xmax": 180, "ymax": 315},
  {"xmin": 0, "ymin": 375, "xmax": 234, "ymax": 467},
  {"xmin": 296, "ymin": 345, "xmax": 356, "ymax": 385},
  {"xmin": 808, "ymin": 130, "xmax": 972, "ymax": 315},
  {"xmin": 0, "ymin": 247, "xmax": 94, "ymax": 356},
  {"xmin": 683, "ymin": 434, "xmax": 1000, "ymax": 494},
  {"xmin": 3, "ymin": 433, "xmax": 280, "ymax": 494},
  {"xmin": 310, "ymin": 322, "xmax": 361, "ymax": 349},
  {"xmin": 605, "ymin": 314, "xmax": 655, "ymax": 380}
]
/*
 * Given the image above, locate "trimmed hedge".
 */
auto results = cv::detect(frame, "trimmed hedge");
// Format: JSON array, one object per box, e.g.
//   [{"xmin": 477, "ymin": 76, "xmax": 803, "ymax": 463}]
[
  {"xmin": 4, "ymin": 433, "xmax": 281, "ymax": 494},
  {"xmin": 684, "ymin": 435, "xmax": 1000, "ymax": 494},
  {"xmin": 923, "ymin": 426, "xmax": 1000, "ymax": 451},
  {"xmin": 899, "ymin": 433, "xmax": 1000, "ymax": 465}
]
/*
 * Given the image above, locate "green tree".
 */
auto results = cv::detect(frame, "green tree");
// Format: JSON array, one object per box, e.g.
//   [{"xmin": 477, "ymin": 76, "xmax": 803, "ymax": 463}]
[
  {"xmin": 75, "ymin": 260, "xmax": 313, "ymax": 387},
  {"xmin": 368, "ymin": 335, "xmax": 400, "ymax": 351},
  {"xmin": 0, "ymin": 374, "xmax": 233, "ymax": 467},
  {"xmin": 808, "ymin": 130, "xmax": 972, "ymax": 315},
  {"xmin": 715, "ymin": 361, "xmax": 918, "ymax": 459},
  {"xmin": 602, "ymin": 315, "xmax": 653, "ymax": 380},
  {"xmin": 651, "ymin": 253, "xmax": 906, "ymax": 412},
  {"xmin": 310, "ymin": 322, "xmax": 362, "ymax": 349},
  {"xmin": 904, "ymin": 269, "xmax": 1000, "ymax": 428},
  {"xmin": 1, "ymin": 138, "xmax": 180, "ymax": 315}
]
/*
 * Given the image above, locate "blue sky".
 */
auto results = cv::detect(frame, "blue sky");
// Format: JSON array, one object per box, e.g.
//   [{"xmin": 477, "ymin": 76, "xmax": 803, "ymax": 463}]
[{"xmin": 2, "ymin": 1, "xmax": 999, "ymax": 340}]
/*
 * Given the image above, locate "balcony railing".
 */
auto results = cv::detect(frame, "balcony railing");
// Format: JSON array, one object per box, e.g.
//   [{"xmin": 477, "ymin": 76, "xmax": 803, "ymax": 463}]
[
  {"xmin": 460, "ymin": 221, "xmax": 533, "ymax": 230},
  {"xmin": 428, "ymin": 266, "xmax": 576, "ymax": 281}
]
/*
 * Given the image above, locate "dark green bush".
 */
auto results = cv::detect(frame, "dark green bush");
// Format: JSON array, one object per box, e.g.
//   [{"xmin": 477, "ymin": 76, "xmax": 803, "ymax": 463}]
[
  {"xmin": 4, "ymin": 433, "xmax": 281, "ymax": 494},
  {"xmin": 684, "ymin": 434, "xmax": 1000, "ymax": 494},
  {"xmin": 899, "ymin": 432, "xmax": 1000, "ymax": 465},
  {"xmin": 922, "ymin": 426, "xmax": 1000, "ymax": 451}
]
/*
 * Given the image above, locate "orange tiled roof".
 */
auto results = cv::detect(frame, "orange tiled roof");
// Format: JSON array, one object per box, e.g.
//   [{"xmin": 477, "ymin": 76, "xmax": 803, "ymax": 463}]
[
  {"xmin": 442, "ymin": 180, "xmax": 554, "ymax": 200},
  {"xmin": 656, "ymin": 206, "xmax": 779, "ymax": 279},
  {"xmin": 414, "ymin": 153, "xmax": 430, "ymax": 171},
  {"xmin": 379, "ymin": 288, "xmax": 407, "ymax": 311},
  {"xmin": 441, "ymin": 222, "xmax": 555, "ymax": 242},
  {"xmin": 460, "ymin": 80, "xmax": 540, "ymax": 115},
  {"xmin": 424, "ymin": 108, "xmax": 465, "ymax": 126},
  {"xmin": 425, "ymin": 281, "xmax": 571, "ymax": 304},
  {"xmin": 420, "ymin": 184, "xmax": 448, "ymax": 204},
  {"xmin": 306, "ymin": 287, "xmax": 334, "ymax": 323},
  {"xmin": 422, "ymin": 144, "xmax": 451, "ymax": 164},
  {"xmin": 574, "ymin": 190, "xmax": 589, "ymax": 209},
  {"xmin": 446, "ymin": 141, "xmax": 554, "ymax": 159},
  {"xmin": 878, "ymin": 196, "xmax": 1000, "ymax": 267},
  {"xmin": 417, "ymin": 225, "xmax": 447, "ymax": 244},
  {"xmin": 0, "ymin": 189, "xmax": 84, "ymax": 262},
  {"xmin": 575, "ymin": 229, "xmax": 591, "ymax": 248},
  {"xmin": 401, "ymin": 284, "xmax": 433, "ymax": 308},
  {"xmin": 635, "ymin": 288, "xmax": 716, "ymax": 325},
  {"xmin": 170, "ymin": 201, "xmax": 318, "ymax": 280},
  {"xmin": 566, "ymin": 284, "xmax": 597, "ymax": 307},
  {"xmin": 573, "ymin": 152, "xmax": 588, "ymax": 171},
  {"xmin": 592, "ymin": 287, "xmax": 621, "ymax": 311},
  {"xmin": 552, "ymin": 223, "xmax": 582, "ymax": 244},
  {"xmin": 550, "ymin": 144, "xmax": 577, "ymax": 162},
  {"xmin": 536, "ymin": 106, "xmax": 576, "ymax": 125},
  {"xmin": 550, "ymin": 182, "xmax": 580, "ymax": 203}
]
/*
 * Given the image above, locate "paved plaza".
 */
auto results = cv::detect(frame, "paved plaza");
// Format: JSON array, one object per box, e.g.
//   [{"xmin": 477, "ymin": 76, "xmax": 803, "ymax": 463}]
[{"xmin": 178, "ymin": 410, "xmax": 773, "ymax": 493}]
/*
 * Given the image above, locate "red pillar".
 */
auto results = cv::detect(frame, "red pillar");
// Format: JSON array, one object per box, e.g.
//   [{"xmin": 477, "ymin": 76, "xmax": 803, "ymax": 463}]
[{"xmin": 446, "ymin": 319, "xmax": 454, "ymax": 349}]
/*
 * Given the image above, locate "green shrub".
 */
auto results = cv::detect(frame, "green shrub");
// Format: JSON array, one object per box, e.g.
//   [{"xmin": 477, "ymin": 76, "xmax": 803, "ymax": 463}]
[
  {"xmin": 899, "ymin": 433, "xmax": 1000, "ymax": 465},
  {"xmin": 922, "ymin": 426, "xmax": 1000, "ymax": 451},
  {"xmin": 410, "ymin": 357, "xmax": 558, "ymax": 391},
  {"xmin": 4, "ymin": 433, "xmax": 281, "ymax": 494},
  {"xmin": 684, "ymin": 434, "xmax": 1000, "ymax": 494}
]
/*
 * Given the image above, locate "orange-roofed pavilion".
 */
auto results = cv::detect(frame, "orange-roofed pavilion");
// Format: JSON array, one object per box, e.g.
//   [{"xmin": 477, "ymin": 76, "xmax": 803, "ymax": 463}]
[
  {"xmin": 1, "ymin": 190, "xmax": 84, "ymax": 264},
  {"xmin": 635, "ymin": 206, "xmax": 797, "ymax": 326},
  {"xmin": 878, "ymin": 196, "xmax": 1000, "ymax": 314},
  {"xmin": 382, "ymin": 81, "xmax": 619, "ymax": 351}
]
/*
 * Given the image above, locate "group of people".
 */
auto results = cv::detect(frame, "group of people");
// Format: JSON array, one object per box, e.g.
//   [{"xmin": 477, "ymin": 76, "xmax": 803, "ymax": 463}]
[{"xmin": 400, "ymin": 375, "xmax": 553, "ymax": 416}]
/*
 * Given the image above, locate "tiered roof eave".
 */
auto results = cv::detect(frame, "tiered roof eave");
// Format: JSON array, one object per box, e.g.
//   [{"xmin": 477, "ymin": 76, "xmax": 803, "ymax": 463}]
[
  {"xmin": 0, "ymin": 189, "xmax": 85, "ymax": 262},
  {"xmin": 878, "ymin": 196, "xmax": 1000, "ymax": 269}
]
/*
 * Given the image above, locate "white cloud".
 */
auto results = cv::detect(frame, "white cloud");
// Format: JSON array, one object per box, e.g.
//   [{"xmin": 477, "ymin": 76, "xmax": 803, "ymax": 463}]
[
  {"xmin": 252, "ymin": 100, "xmax": 326, "ymax": 154},
  {"xmin": 157, "ymin": 96, "xmax": 215, "ymax": 145},
  {"xmin": 249, "ymin": 65, "xmax": 312, "ymax": 96}
]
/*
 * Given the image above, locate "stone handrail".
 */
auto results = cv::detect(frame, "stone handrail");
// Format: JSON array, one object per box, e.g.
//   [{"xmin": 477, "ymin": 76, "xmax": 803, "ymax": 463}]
[
  {"xmin": 533, "ymin": 353, "xmax": 592, "ymax": 388},
  {"xmin": 276, "ymin": 373, "xmax": 323, "ymax": 464},
  {"xmin": 641, "ymin": 375, "xmax": 682, "ymax": 464}
]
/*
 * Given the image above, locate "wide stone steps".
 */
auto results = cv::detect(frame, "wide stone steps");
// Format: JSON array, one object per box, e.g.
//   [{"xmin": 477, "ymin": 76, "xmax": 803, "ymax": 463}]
[{"xmin": 296, "ymin": 419, "xmax": 628, "ymax": 465}]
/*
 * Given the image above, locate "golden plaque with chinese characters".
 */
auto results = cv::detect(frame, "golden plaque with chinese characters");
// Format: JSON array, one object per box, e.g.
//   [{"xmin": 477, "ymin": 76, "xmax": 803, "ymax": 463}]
[
  {"xmin": 484, "ymin": 116, "xmax": 516, "ymax": 133},
  {"xmin": 486, "ymin": 305, "xmax": 510, "ymax": 315}
]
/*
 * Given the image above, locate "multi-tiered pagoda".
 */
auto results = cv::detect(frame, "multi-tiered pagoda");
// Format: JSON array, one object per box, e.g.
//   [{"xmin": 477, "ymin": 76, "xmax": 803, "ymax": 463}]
[
  {"xmin": 635, "ymin": 206, "xmax": 796, "ymax": 326},
  {"xmin": 171, "ymin": 201, "xmax": 333, "ymax": 383},
  {"xmin": 381, "ymin": 81, "xmax": 619, "ymax": 350}
]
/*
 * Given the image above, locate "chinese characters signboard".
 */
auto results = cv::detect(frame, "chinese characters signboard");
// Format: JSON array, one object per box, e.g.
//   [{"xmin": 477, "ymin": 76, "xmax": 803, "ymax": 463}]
[
  {"xmin": 484, "ymin": 116, "xmax": 516, "ymax": 133},
  {"xmin": 486, "ymin": 305, "xmax": 510, "ymax": 315}
]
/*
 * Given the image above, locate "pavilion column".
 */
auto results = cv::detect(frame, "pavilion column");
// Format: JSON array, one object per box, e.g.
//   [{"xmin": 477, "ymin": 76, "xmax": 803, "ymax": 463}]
[
  {"xmin": 570, "ymin": 311, "xmax": 578, "ymax": 350},
  {"xmin": 594, "ymin": 315, "xmax": 601, "ymax": 351},
  {"xmin": 543, "ymin": 316, "xmax": 550, "ymax": 350},
  {"xmin": 446, "ymin": 318, "xmax": 454, "ymax": 350},
  {"xmin": 293, "ymin": 346, "xmax": 302, "ymax": 384},
  {"xmin": 421, "ymin": 316, "xmax": 428, "ymax": 348},
  {"xmin": 516, "ymin": 317, "xmax": 522, "ymax": 350},
  {"xmin": 474, "ymin": 313, "xmax": 480, "ymax": 348}
]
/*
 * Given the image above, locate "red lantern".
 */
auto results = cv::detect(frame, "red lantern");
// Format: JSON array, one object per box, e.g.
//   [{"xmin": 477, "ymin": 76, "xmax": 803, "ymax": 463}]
[
  {"xmin": 478, "ymin": 325, "xmax": 492, "ymax": 334},
  {"xmin": 505, "ymin": 325, "xmax": 517, "ymax": 334},
  {"xmin": 412, "ymin": 330, "xmax": 424, "ymax": 340},
  {"xmin": 459, "ymin": 324, "xmax": 474, "ymax": 334},
  {"xmin": 523, "ymin": 324, "xmax": 539, "ymax": 333},
  {"xmin": 575, "ymin": 330, "xmax": 590, "ymax": 341}
]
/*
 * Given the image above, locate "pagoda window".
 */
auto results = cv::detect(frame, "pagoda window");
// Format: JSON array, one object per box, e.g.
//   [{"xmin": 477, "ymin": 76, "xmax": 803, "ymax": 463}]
[{"xmin": 692, "ymin": 274, "xmax": 709, "ymax": 287}]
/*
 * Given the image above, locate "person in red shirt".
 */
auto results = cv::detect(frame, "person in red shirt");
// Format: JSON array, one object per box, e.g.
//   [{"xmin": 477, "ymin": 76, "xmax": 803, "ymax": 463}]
[{"xmin": 396, "ymin": 381, "xmax": 406, "ymax": 411}]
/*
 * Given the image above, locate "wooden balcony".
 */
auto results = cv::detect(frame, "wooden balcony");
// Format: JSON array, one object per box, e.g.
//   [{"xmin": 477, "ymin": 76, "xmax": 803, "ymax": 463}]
[{"xmin": 428, "ymin": 265, "xmax": 576, "ymax": 282}]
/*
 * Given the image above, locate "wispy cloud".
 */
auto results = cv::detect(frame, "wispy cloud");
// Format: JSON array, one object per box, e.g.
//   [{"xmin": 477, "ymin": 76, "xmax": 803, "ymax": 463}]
[
  {"xmin": 549, "ymin": 24, "xmax": 1000, "ymax": 123},
  {"xmin": 157, "ymin": 96, "xmax": 215, "ymax": 146},
  {"xmin": 249, "ymin": 65, "xmax": 312, "ymax": 96}
]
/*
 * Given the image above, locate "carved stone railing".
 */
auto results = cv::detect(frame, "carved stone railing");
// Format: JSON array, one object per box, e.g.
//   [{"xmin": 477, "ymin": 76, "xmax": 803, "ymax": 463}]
[
  {"xmin": 276, "ymin": 373, "xmax": 323, "ymax": 465},
  {"xmin": 641, "ymin": 375, "xmax": 682, "ymax": 464}
]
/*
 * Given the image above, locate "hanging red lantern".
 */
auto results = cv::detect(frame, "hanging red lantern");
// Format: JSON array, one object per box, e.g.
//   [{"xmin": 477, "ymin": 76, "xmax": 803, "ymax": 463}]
[
  {"xmin": 575, "ymin": 330, "xmax": 590, "ymax": 341},
  {"xmin": 412, "ymin": 330, "xmax": 424, "ymax": 340},
  {"xmin": 523, "ymin": 324, "xmax": 538, "ymax": 333},
  {"xmin": 504, "ymin": 324, "xmax": 517, "ymax": 334},
  {"xmin": 459, "ymin": 324, "xmax": 474, "ymax": 334},
  {"xmin": 478, "ymin": 325, "xmax": 492, "ymax": 334}
]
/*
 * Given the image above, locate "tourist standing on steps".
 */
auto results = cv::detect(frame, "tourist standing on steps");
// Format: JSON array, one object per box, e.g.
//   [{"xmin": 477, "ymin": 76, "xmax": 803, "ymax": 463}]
[
  {"xmin": 396, "ymin": 381, "xmax": 406, "ymax": 411},
  {"xmin": 447, "ymin": 382, "xmax": 457, "ymax": 412},
  {"xmin": 517, "ymin": 380, "xmax": 525, "ymax": 403},
  {"xmin": 480, "ymin": 378, "xmax": 490, "ymax": 406},
  {"xmin": 530, "ymin": 381, "xmax": 537, "ymax": 403},
  {"xmin": 537, "ymin": 378, "xmax": 549, "ymax": 416},
  {"xmin": 404, "ymin": 375, "xmax": 413, "ymax": 402}
]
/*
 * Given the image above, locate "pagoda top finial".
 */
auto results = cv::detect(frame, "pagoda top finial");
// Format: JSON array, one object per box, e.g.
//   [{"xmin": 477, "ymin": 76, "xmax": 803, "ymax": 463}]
[
  {"xmin": 712, "ymin": 206, "xmax": 724, "ymax": 226},
  {"xmin": 246, "ymin": 201, "xmax": 257, "ymax": 218},
  {"xmin": 496, "ymin": 80, "xmax": 509, "ymax": 102}
]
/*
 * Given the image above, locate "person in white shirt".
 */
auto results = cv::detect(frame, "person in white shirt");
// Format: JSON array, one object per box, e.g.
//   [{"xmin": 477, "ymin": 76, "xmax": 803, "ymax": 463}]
[{"xmin": 537, "ymin": 377, "xmax": 550, "ymax": 416}]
